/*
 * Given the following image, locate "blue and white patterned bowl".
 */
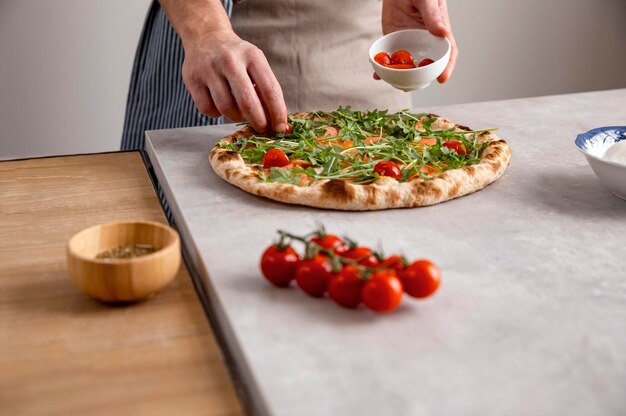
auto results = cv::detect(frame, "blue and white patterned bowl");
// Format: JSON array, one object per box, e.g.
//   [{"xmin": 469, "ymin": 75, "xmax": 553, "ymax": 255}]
[{"xmin": 575, "ymin": 126, "xmax": 626, "ymax": 200}]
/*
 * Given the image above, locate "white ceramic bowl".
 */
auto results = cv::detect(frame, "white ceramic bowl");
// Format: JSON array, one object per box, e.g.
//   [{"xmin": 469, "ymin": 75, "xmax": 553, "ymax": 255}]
[
  {"xmin": 575, "ymin": 126, "xmax": 626, "ymax": 200},
  {"xmin": 369, "ymin": 29, "xmax": 451, "ymax": 92}
]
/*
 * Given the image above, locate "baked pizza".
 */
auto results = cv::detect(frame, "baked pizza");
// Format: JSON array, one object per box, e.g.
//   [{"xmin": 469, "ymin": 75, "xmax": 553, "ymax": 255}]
[{"xmin": 209, "ymin": 107, "xmax": 511, "ymax": 210}]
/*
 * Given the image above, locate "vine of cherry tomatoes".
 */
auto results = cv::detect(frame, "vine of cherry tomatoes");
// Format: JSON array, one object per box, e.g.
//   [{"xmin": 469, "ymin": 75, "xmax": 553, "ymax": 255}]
[
  {"xmin": 374, "ymin": 50, "xmax": 434, "ymax": 70},
  {"xmin": 260, "ymin": 227, "xmax": 441, "ymax": 313}
]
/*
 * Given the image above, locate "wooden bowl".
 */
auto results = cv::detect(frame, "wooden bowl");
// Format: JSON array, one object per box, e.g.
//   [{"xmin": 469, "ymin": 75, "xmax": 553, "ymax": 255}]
[{"xmin": 66, "ymin": 221, "xmax": 181, "ymax": 302}]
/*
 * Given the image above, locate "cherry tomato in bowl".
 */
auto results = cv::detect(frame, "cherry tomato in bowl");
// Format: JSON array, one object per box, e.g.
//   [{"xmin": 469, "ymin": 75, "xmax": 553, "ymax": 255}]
[
  {"xmin": 418, "ymin": 58, "xmax": 434, "ymax": 67},
  {"xmin": 374, "ymin": 52, "xmax": 392, "ymax": 66},
  {"xmin": 387, "ymin": 63, "xmax": 416, "ymax": 69},
  {"xmin": 391, "ymin": 49, "xmax": 414, "ymax": 65}
]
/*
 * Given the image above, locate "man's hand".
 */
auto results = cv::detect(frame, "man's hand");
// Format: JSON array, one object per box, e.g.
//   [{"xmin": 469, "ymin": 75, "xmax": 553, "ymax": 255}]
[
  {"xmin": 182, "ymin": 31, "xmax": 287, "ymax": 132},
  {"xmin": 160, "ymin": 0, "xmax": 287, "ymax": 132},
  {"xmin": 381, "ymin": 0, "xmax": 458, "ymax": 83}
]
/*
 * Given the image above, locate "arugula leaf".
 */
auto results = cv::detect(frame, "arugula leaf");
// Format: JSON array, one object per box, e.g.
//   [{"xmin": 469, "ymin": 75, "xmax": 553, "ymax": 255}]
[
  {"xmin": 222, "ymin": 107, "xmax": 498, "ymax": 185},
  {"xmin": 267, "ymin": 167, "xmax": 301, "ymax": 185}
]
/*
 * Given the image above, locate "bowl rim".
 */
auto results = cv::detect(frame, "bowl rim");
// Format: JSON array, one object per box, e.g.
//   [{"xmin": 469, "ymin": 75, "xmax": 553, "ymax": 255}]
[
  {"xmin": 369, "ymin": 29, "xmax": 451, "ymax": 72},
  {"xmin": 67, "ymin": 220, "xmax": 180, "ymax": 264},
  {"xmin": 575, "ymin": 125, "xmax": 626, "ymax": 169}
]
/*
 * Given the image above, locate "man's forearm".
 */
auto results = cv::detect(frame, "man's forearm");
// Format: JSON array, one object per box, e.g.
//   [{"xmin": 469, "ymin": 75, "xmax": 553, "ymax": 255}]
[
  {"xmin": 157, "ymin": 0, "xmax": 288, "ymax": 132},
  {"xmin": 158, "ymin": 0, "xmax": 232, "ymax": 46}
]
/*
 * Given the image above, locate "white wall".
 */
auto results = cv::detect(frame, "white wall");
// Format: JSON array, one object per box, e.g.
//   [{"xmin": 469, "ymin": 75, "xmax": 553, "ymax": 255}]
[
  {"xmin": 414, "ymin": 0, "xmax": 626, "ymax": 106},
  {"xmin": 1, "ymin": 0, "xmax": 625, "ymax": 160},
  {"xmin": 0, "ymin": 0, "xmax": 151, "ymax": 160}
]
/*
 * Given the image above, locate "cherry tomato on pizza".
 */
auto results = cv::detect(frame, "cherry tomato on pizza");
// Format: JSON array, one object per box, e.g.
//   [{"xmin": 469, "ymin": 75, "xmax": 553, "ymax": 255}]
[
  {"xmin": 328, "ymin": 265, "xmax": 364, "ymax": 309},
  {"xmin": 443, "ymin": 140, "xmax": 468, "ymax": 155},
  {"xmin": 260, "ymin": 245, "xmax": 301, "ymax": 287},
  {"xmin": 418, "ymin": 58, "xmax": 434, "ymax": 67},
  {"xmin": 373, "ymin": 161, "xmax": 402, "ymax": 179},
  {"xmin": 391, "ymin": 49, "xmax": 414, "ymax": 65},
  {"xmin": 263, "ymin": 148, "xmax": 290, "ymax": 168},
  {"xmin": 295, "ymin": 254, "xmax": 333, "ymax": 298},
  {"xmin": 374, "ymin": 52, "xmax": 392, "ymax": 67},
  {"xmin": 398, "ymin": 259, "xmax": 441, "ymax": 298},
  {"xmin": 362, "ymin": 270, "xmax": 404, "ymax": 313}
]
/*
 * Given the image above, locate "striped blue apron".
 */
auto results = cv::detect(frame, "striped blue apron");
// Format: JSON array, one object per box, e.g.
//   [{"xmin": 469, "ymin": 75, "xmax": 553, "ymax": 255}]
[
  {"xmin": 121, "ymin": 1, "xmax": 232, "ymax": 221},
  {"xmin": 120, "ymin": 0, "xmax": 233, "ymax": 151}
]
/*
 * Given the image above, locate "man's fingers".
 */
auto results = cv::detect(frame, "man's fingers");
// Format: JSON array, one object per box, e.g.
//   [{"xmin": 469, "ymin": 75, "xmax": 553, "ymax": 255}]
[
  {"xmin": 226, "ymin": 65, "xmax": 269, "ymax": 132},
  {"xmin": 438, "ymin": 33, "xmax": 458, "ymax": 83},
  {"xmin": 230, "ymin": 80, "xmax": 268, "ymax": 133},
  {"xmin": 208, "ymin": 76, "xmax": 244, "ymax": 122},
  {"xmin": 182, "ymin": 39, "xmax": 286, "ymax": 131},
  {"xmin": 436, "ymin": 0, "xmax": 457, "ymax": 83},
  {"xmin": 437, "ymin": 32, "xmax": 457, "ymax": 83},
  {"xmin": 416, "ymin": 0, "xmax": 449, "ymax": 37},
  {"xmin": 248, "ymin": 51, "xmax": 288, "ymax": 132},
  {"xmin": 187, "ymin": 83, "xmax": 221, "ymax": 118}
]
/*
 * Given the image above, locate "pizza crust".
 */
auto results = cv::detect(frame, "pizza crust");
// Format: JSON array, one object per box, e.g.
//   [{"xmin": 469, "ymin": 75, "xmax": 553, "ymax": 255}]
[{"xmin": 209, "ymin": 114, "xmax": 511, "ymax": 211}]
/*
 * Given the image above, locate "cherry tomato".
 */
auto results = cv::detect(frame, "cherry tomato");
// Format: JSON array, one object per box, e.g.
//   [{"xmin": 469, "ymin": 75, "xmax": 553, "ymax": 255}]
[
  {"xmin": 342, "ymin": 246, "xmax": 379, "ymax": 268},
  {"xmin": 260, "ymin": 245, "xmax": 301, "ymax": 287},
  {"xmin": 362, "ymin": 270, "xmax": 403, "ymax": 313},
  {"xmin": 295, "ymin": 254, "xmax": 333, "ymax": 298},
  {"xmin": 373, "ymin": 161, "xmax": 402, "ymax": 179},
  {"xmin": 311, "ymin": 234, "xmax": 344, "ymax": 251},
  {"xmin": 443, "ymin": 140, "xmax": 468, "ymax": 155},
  {"xmin": 263, "ymin": 148, "xmax": 290, "ymax": 168},
  {"xmin": 374, "ymin": 52, "xmax": 392, "ymax": 67},
  {"xmin": 391, "ymin": 49, "xmax": 414, "ymax": 65},
  {"xmin": 276, "ymin": 124, "xmax": 292, "ymax": 134},
  {"xmin": 359, "ymin": 256, "xmax": 380, "ymax": 268},
  {"xmin": 328, "ymin": 265, "xmax": 364, "ymax": 309},
  {"xmin": 381, "ymin": 255, "xmax": 406, "ymax": 274},
  {"xmin": 399, "ymin": 259, "xmax": 441, "ymax": 298},
  {"xmin": 418, "ymin": 58, "xmax": 434, "ymax": 67},
  {"xmin": 333, "ymin": 245, "xmax": 349, "ymax": 256},
  {"xmin": 387, "ymin": 63, "xmax": 416, "ymax": 69}
]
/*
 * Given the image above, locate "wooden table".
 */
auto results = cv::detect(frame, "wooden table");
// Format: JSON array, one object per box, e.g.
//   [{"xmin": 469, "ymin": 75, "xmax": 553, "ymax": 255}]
[{"xmin": 0, "ymin": 152, "xmax": 242, "ymax": 415}]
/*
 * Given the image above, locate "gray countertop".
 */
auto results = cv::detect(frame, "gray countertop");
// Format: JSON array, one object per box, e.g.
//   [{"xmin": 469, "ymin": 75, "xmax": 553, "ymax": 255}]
[{"xmin": 145, "ymin": 89, "xmax": 626, "ymax": 416}]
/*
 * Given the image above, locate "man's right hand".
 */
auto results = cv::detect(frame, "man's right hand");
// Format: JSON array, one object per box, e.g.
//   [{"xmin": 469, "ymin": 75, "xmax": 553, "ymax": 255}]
[
  {"xmin": 159, "ymin": 0, "xmax": 287, "ymax": 133},
  {"xmin": 182, "ymin": 31, "xmax": 288, "ymax": 133}
]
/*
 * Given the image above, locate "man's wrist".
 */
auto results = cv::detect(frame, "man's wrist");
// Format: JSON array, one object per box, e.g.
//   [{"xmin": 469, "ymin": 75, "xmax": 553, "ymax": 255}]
[
  {"xmin": 181, "ymin": 25, "xmax": 234, "ymax": 50},
  {"xmin": 159, "ymin": 0, "xmax": 234, "ymax": 49}
]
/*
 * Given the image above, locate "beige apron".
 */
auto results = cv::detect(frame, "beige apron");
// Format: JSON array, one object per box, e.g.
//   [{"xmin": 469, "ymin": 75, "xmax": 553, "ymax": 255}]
[{"xmin": 231, "ymin": 0, "xmax": 412, "ymax": 113}]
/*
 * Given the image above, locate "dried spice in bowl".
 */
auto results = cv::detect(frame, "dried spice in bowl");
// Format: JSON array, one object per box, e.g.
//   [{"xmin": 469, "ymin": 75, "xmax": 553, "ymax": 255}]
[{"xmin": 96, "ymin": 244, "xmax": 157, "ymax": 259}]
